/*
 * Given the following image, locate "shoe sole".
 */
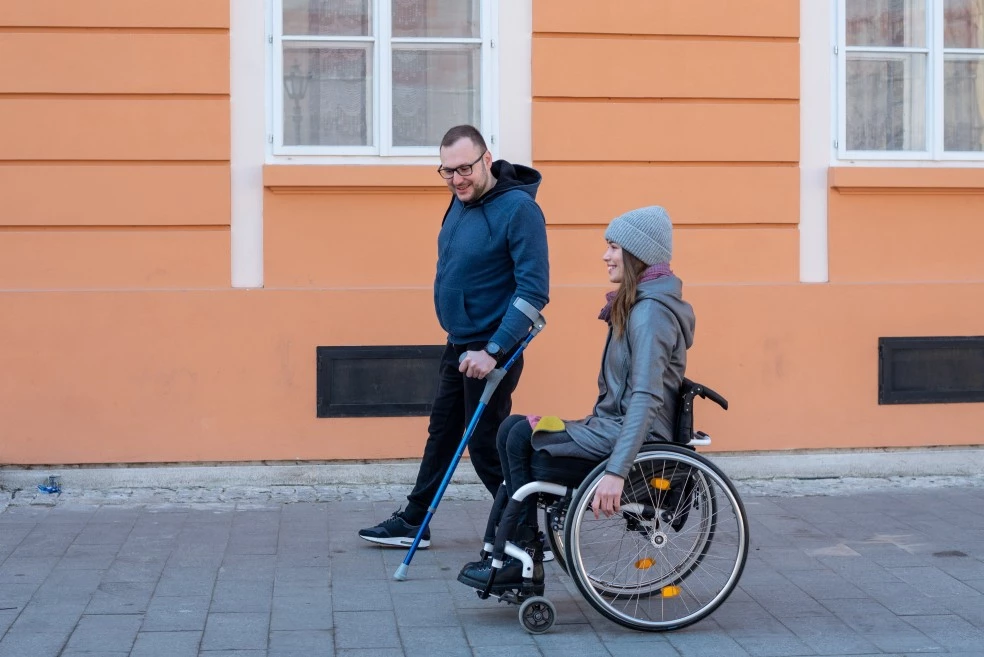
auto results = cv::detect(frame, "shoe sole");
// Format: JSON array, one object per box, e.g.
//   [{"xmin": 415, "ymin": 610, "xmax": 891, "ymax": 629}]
[
  {"xmin": 359, "ymin": 535, "xmax": 430, "ymax": 548},
  {"xmin": 457, "ymin": 572, "xmax": 544, "ymax": 596}
]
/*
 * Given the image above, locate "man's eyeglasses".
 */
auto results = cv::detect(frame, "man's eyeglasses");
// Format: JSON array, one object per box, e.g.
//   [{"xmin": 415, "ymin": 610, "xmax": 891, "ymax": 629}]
[{"xmin": 437, "ymin": 151, "xmax": 487, "ymax": 179}]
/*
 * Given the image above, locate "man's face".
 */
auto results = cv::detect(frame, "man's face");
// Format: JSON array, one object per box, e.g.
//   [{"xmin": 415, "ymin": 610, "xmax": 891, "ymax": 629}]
[{"xmin": 439, "ymin": 138, "xmax": 493, "ymax": 203}]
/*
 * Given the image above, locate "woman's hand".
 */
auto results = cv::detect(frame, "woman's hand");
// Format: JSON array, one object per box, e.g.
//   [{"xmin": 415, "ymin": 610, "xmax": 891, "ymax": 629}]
[{"xmin": 592, "ymin": 473, "xmax": 625, "ymax": 518}]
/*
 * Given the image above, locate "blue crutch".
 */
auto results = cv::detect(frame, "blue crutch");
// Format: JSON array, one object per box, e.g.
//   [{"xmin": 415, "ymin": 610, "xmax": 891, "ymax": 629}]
[{"xmin": 394, "ymin": 298, "xmax": 547, "ymax": 581}]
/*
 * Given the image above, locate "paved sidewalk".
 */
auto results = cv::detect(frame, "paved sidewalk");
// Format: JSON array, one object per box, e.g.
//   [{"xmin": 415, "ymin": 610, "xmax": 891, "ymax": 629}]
[{"xmin": 1, "ymin": 480, "xmax": 983, "ymax": 656}]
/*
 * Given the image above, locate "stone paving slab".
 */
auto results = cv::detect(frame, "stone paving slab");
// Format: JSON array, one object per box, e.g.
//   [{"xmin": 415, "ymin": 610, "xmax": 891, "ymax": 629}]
[{"xmin": 0, "ymin": 478, "xmax": 982, "ymax": 656}]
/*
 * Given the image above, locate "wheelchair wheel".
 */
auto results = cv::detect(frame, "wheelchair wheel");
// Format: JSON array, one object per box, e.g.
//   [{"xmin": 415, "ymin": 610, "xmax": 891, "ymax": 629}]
[{"xmin": 564, "ymin": 444, "xmax": 748, "ymax": 631}]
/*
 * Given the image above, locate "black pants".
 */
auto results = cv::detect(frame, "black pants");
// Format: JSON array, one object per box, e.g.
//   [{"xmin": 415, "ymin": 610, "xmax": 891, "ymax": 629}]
[{"xmin": 405, "ymin": 342, "xmax": 523, "ymax": 521}]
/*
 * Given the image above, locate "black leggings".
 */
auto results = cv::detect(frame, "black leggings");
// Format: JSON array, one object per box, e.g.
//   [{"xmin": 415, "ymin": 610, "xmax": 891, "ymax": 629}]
[{"xmin": 496, "ymin": 414, "xmax": 577, "ymax": 528}]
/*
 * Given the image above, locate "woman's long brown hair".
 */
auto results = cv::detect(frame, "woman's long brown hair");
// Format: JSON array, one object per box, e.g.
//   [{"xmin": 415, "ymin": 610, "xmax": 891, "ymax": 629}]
[{"xmin": 610, "ymin": 249, "xmax": 649, "ymax": 338}]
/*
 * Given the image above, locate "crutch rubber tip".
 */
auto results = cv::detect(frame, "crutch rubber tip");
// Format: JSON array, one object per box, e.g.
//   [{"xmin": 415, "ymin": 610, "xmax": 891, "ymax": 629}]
[{"xmin": 393, "ymin": 564, "xmax": 409, "ymax": 581}]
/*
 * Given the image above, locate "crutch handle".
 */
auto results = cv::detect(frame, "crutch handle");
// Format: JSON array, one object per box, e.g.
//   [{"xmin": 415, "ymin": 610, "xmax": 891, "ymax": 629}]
[
  {"xmin": 456, "ymin": 350, "xmax": 509, "ymax": 405},
  {"xmin": 479, "ymin": 369, "xmax": 506, "ymax": 405}
]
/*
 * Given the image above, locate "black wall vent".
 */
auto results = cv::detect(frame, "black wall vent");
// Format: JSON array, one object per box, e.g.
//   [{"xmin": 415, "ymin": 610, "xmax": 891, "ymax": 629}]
[
  {"xmin": 316, "ymin": 345, "xmax": 444, "ymax": 418},
  {"xmin": 878, "ymin": 336, "xmax": 984, "ymax": 405}
]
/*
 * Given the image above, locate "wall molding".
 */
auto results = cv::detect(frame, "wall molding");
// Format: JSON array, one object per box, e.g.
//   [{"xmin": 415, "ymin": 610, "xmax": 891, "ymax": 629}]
[
  {"xmin": 263, "ymin": 164, "xmax": 448, "ymax": 194},
  {"xmin": 830, "ymin": 167, "xmax": 984, "ymax": 195}
]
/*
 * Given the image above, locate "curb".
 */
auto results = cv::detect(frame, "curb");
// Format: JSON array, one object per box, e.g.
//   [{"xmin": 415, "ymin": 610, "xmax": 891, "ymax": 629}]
[{"xmin": 2, "ymin": 446, "xmax": 982, "ymax": 492}]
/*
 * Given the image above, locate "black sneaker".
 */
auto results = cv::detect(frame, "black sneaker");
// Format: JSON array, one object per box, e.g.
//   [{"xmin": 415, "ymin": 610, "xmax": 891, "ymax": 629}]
[{"xmin": 358, "ymin": 510, "xmax": 430, "ymax": 548}]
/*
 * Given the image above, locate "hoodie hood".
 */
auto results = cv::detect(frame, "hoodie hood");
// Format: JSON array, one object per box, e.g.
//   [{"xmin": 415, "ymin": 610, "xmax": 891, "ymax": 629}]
[
  {"xmin": 637, "ymin": 275, "xmax": 696, "ymax": 349},
  {"xmin": 464, "ymin": 160, "xmax": 542, "ymax": 207}
]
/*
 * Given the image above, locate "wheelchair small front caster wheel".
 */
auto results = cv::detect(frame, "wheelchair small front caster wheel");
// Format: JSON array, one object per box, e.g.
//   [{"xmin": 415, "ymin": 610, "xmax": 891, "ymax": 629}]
[{"xmin": 518, "ymin": 596, "xmax": 556, "ymax": 634}]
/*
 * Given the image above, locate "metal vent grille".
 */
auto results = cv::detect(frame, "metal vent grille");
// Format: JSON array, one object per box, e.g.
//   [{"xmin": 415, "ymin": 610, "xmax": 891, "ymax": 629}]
[
  {"xmin": 878, "ymin": 336, "xmax": 984, "ymax": 405},
  {"xmin": 317, "ymin": 345, "xmax": 443, "ymax": 417}
]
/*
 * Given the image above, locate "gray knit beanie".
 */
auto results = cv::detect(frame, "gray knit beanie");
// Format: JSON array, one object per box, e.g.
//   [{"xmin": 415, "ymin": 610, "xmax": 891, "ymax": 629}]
[{"xmin": 604, "ymin": 205, "xmax": 673, "ymax": 266}]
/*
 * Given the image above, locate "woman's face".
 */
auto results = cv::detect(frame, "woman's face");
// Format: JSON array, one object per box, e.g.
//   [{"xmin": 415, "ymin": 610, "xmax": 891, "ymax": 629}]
[{"xmin": 603, "ymin": 241, "xmax": 624, "ymax": 284}]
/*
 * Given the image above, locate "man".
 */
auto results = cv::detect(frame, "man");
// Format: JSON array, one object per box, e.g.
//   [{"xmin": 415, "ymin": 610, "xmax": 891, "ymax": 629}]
[{"xmin": 359, "ymin": 125, "xmax": 549, "ymax": 548}]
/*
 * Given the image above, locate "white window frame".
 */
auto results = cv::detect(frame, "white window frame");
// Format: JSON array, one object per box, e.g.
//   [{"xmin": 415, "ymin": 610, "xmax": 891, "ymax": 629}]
[
  {"xmin": 267, "ymin": 0, "xmax": 499, "ymax": 163},
  {"xmin": 835, "ymin": 0, "xmax": 984, "ymax": 163}
]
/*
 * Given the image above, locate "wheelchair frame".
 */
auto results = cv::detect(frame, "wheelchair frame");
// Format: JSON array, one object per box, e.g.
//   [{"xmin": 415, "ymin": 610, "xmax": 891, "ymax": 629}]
[{"xmin": 465, "ymin": 383, "xmax": 750, "ymax": 634}]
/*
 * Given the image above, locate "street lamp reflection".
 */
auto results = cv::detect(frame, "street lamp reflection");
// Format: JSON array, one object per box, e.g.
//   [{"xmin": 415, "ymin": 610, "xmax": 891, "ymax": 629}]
[{"xmin": 283, "ymin": 62, "xmax": 313, "ymax": 145}]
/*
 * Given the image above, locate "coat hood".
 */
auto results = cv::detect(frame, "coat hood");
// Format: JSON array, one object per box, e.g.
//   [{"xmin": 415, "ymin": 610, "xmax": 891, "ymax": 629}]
[{"xmin": 637, "ymin": 275, "xmax": 695, "ymax": 349}]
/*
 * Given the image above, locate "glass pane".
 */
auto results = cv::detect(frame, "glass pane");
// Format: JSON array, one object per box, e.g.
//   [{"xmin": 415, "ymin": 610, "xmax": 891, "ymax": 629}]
[
  {"xmin": 283, "ymin": 43, "xmax": 373, "ymax": 147},
  {"xmin": 944, "ymin": 0, "xmax": 984, "ymax": 48},
  {"xmin": 846, "ymin": 0, "xmax": 926, "ymax": 47},
  {"xmin": 392, "ymin": 0, "xmax": 480, "ymax": 38},
  {"xmin": 944, "ymin": 55, "xmax": 984, "ymax": 150},
  {"xmin": 392, "ymin": 46, "xmax": 480, "ymax": 147},
  {"xmin": 283, "ymin": 0, "xmax": 371, "ymax": 37},
  {"xmin": 846, "ymin": 52, "xmax": 927, "ymax": 150}
]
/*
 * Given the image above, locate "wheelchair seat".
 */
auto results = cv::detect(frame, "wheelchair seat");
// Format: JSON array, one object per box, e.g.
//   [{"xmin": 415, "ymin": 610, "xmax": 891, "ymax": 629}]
[{"xmin": 530, "ymin": 451, "xmax": 599, "ymax": 488}]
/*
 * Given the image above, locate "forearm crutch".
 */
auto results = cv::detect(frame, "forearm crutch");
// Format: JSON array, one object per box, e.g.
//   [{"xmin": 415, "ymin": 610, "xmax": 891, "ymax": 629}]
[{"xmin": 394, "ymin": 298, "xmax": 546, "ymax": 580}]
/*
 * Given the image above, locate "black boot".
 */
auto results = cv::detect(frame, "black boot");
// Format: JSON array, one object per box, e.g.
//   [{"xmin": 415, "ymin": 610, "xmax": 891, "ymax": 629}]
[
  {"xmin": 459, "ymin": 550, "xmax": 491, "ymax": 574},
  {"xmin": 457, "ymin": 526, "xmax": 544, "ymax": 595}
]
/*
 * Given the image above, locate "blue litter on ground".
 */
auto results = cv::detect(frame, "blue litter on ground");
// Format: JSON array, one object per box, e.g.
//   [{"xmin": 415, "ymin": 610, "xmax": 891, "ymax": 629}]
[{"xmin": 38, "ymin": 476, "xmax": 61, "ymax": 494}]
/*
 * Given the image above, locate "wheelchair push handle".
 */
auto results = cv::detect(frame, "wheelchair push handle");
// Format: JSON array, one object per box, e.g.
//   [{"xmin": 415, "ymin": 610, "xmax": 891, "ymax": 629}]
[
  {"xmin": 695, "ymin": 382, "xmax": 728, "ymax": 411},
  {"xmin": 682, "ymin": 377, "xmax": 728, "ymax": 411}
]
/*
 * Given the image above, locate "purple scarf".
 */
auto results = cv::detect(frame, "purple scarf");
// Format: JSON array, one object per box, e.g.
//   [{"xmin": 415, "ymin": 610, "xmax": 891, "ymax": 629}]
[{"xmin": 598, "ymin": 263, "xmax": 673, "ymax": 322}]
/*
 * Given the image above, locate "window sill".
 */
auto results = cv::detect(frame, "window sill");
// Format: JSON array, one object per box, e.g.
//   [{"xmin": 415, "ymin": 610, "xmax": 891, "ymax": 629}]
[
  {"xmin": 829, "ymin": 167, "xmax": 984, "ymax": 195},
  {"xmin": 263, "ymin": 165, "xmax": 448, "ymax": 194}
]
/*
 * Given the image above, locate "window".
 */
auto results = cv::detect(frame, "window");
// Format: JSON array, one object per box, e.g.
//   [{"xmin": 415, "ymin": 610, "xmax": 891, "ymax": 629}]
[
  {"xmin": 837, "ymin": 0, "xmax": 984, "ymax": 159},
  {"xmin": 271, "ymin": 0, "xmax": 496, "ymax": 158}
]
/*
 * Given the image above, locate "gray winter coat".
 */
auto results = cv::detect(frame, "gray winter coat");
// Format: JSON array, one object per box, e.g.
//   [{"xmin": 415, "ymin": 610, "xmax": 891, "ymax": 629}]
[{"xmin": 548, "ymin": 275, "xmax": 695, "ymax": 478}]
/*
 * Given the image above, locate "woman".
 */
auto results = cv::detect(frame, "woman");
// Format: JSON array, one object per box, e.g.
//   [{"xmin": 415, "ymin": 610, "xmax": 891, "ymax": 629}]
[{"xmin": 457, "ymin": 205, "xmax": 695, "ymax": 594}]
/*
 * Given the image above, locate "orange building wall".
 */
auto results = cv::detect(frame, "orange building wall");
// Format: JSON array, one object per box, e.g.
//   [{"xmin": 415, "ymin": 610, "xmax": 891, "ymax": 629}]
[
  {"xmin": 531, "ymin": 0, "xmax": 800, "ymax": 287},
  {"xmin": 829, "ymin": 168, "xmax": 984, "ymax": 283},
  {"xmin": 1, "ymin": 0, "xmax": 983, "ymax": 467},
  {"xmin": 0, "ymin": 1, "xmax": 230, "ymax": 292},
  {"xmin": 4, "ymin": 282, "xmax": 983, "ymax": 464}
]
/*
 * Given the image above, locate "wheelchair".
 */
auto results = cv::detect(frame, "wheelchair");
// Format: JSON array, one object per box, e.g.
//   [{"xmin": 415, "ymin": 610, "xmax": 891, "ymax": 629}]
[{"xmin": 463, "ymin": 379, "xmax": 749, "ymax": 634}]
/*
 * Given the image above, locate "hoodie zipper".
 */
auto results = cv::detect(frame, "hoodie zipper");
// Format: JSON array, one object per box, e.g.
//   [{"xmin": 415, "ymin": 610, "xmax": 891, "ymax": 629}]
[
  {"xmin": 436, "ymin": 203, "xmax": 470, "ymax": 295},
  {"xmin": 439, "ymin": 203, "xmax": 468, "ymax": 264}
]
